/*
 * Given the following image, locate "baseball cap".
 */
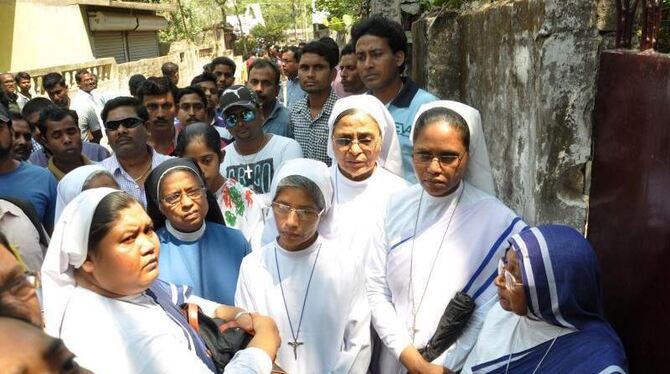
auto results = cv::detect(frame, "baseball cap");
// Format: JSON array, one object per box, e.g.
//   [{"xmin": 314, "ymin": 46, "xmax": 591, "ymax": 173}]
[
  {"xmin": 218, "ymin": 85, "xmax": 258, "ymax": 114},
  {"xmin": 0, "ymin": 103, "xmax": 10, "ymax": 123}
]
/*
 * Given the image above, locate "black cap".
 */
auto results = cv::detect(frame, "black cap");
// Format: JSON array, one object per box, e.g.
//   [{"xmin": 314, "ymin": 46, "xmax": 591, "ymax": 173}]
[
  {"xmin": 0, "ymin": 103, "xmax": 10, "ymax": 123},
  {"xmin": 218, "ymin": 85, "xmax": 258, "ymax": 114}
]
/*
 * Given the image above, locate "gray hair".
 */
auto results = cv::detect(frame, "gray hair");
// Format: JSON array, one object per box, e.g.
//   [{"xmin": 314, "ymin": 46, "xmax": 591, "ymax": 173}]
[
  {"xmin": 275, "ymin": 175, "xmax": 325, "ymax": 211},
  {"xmin": 81, "ymin": 170, "xmax": 115, "ymax": 191}
]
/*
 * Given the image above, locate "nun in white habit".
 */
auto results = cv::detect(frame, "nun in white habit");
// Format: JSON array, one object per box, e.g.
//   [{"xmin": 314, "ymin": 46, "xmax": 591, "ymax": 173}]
[
  {"xmin": 235, "ymin": 158, "xmax": 372, "ymax": 374},
  {"xmin": 326, "ymin": 94, "xmax": 409, "ymax": 265},
  {"xmin": 413, "ymin": 100, "xmax": 496, "ymax": 196},
  {"xmin": 366, "ymin": 103, "xmax": 525, "ymax": 374},
  {"xmin": 54, "ymin": 164, "xmax": 118, "ymax": 221},
  {"xmin": 42, "ymin": 188, "xmax": 276, "ymax": 373}
]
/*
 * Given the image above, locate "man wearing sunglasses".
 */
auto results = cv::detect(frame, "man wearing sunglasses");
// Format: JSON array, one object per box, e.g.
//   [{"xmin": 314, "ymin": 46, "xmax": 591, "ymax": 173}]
[
  {"xmin": 100, "ymin": 97, "xmax": 172, "ymax": 207},
  {"xmin": 218, "ymin": 86, "xmax": 302, "ymax": 198}
]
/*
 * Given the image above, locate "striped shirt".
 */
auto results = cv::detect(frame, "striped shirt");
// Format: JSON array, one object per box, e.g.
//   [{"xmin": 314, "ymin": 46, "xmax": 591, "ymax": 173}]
[
  {"xmin": 100, "ymin": 147, "xmax": 172, "ymax": 206},
  {"xmin": 288, "ymin": 89, "xmax": 338, "ymax": 166}
]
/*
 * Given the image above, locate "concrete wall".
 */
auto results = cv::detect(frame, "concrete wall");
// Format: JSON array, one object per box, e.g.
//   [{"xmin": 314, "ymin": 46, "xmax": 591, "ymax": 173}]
[
  {"xmin": 9, "ymin": 2, "xmax": 94, "ymax": 71},
  {"xmin": 412, "ymin": 0, "xmax": 601, "ymax": 229},
  {"xmin": 0, "ymin": 1, "xmax": 16, "ymax": 71}
]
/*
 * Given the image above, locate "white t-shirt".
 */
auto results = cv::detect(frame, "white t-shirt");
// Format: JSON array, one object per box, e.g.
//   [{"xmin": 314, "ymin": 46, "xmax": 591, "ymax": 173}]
[
  {"xmin": 70, "ymin": 90, "xmax": 102, "ymax": 138},
  {"xmin": 220, "ymin": 135, "xmax": 303, "ymax": 197}
]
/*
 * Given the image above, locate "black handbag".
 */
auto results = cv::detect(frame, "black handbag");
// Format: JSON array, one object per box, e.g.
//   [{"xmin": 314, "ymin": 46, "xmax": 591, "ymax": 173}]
[
  {"xmin": 418, "ymin": 292, "xmax": 475, "ymax": 362},
  {"xmin": 181, "ymin": 303, "xmax": 287, "ymax": 373}
]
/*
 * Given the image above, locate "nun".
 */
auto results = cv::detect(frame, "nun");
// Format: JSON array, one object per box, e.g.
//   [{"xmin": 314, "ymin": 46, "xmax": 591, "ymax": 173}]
[
  {"xmin": 54, "ymin": 164, "xmax": 119, "ymax": 221},
  {"xmin": 235, "ymin": 158, "xmax": 371, "ymax": 373},
  {"xmin": 41, "ymin": 188, "xmax": 279, "ymax": 373},
  {"xmin": 325, "ymin": 94, "xmax": 409, "ymax": 265},
  {"xmin": 367, "ymin": 102, "xmax": 526, "ymax": 373},
  {"xmin": 144, "ymin": 158, "xmax": 250, "ymax": 305},
  {"xmin": 460, "ymin": 225, "xmax": 628, "ymax": 373}
]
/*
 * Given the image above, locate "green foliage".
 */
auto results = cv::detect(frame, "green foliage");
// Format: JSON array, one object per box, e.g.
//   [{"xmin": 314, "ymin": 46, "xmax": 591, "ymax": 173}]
[
  {"xmin": 315, "ymin": 0, "xmax": 364, "ymax": 32},
  {"xmin": 315, "ymin": 0, "xmax": 364, "ymax": 19},
  {"xmin": 159, "ymin": 0, "xmax": 225, "ymax": 43},
  {"xmin": 250, "ymin": 23, "xmax": 286, "ymax": 48}
]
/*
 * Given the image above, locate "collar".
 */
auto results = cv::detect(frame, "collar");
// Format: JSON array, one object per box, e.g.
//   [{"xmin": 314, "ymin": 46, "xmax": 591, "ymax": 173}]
[
  {"xmin": 47, "ymin": 154, "xmax": 92, "ymax": 181},
  {"xmin": 165, "ymin": 220, "xmax": 206, "ymax": 242},
  {"xmin": 264, "ymin": 100, "xmax": 282, "ymax": 123},
  {"xmin": 389, "ymin": 77, "xmax": 420, "ymax": 108},
  {"xmin": 274, "ymin": 235, "xmax": 322, "ymax": 257},
  {"xmin": 0, "ymin": 199, "xmax": 23, "ymax": 218},
  {"xmin": 300, "ymin": 89, "xmax": 338, "ymax": 122},
  {"xmin": 110, "ymin": 146, "xmax": 157, "ymax": 175}
]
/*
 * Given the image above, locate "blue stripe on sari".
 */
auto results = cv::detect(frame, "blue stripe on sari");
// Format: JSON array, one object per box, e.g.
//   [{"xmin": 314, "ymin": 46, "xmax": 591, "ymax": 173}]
[
  {"xmin": 523, "ymin": 232, "xmax": 561, "ymax": 326},
  {"xmin": 463, "ymin": 216, "xmax": 523, "ymax": 295},
  {"xmin": 389, "ymin": 235, "xmax": 413, "ymax": 252},
  {"xmin": 147, "ymin": 280, "xmax": 217, "ymax": 373}
]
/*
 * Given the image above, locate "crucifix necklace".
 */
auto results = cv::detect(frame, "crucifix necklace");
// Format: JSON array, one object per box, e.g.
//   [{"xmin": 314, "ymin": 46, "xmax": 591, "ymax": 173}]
[
  {"xmin": 408, "ymin": 185, "xmax": 463, "ymax": 340},
  {"xmin": 274, "ymin": 243, "xmax": 323, "ymax": 360}
]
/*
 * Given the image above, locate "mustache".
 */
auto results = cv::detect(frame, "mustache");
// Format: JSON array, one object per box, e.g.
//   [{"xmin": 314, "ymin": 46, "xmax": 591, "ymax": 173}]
[{"xmin": 115, "ymin": 136, "xmax": 133, "ymax": 144}]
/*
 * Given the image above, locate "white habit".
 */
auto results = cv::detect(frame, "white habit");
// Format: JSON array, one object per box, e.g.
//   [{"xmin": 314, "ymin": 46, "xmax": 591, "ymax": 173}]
[
  {"xmin": 329, "ymin": 165, "xmax": 408, "ymax": 266},
  {"xmin": 367, "ymin": 182, "xmax": 526, "ymax": 373},
  {"xmin": 235, "ymin": 237, "xmax": 372, "ymax": 373}
]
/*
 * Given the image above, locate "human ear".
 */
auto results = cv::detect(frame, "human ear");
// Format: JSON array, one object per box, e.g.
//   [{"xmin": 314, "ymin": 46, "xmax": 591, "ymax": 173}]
[
  {"xmin": 80, "ymin": 256, "xmax": 95, "ymax": 274},
  {"xmin": 394, "ymin": 50, "xmax": 405, "ymax": 69}
]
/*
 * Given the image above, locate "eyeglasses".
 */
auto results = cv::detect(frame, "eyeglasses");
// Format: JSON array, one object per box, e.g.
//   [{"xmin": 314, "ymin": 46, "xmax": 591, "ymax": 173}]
[
  {"xmin": 224, "ymin": 109, "xmax": 256, "ymax": 128},
  {"xmin": 333, "ymin": 136, "xmax": 377, "ymax": 151},
  {"xmin": 271, "ymin": 202, "xmax": 323, "ymax": 222},
  {"xmin": 105, "ymin": 117, "xmax": 144, "ymax": 131},
  {"xmin": 161, "ymin": 187, "xmax": 207, "ymax": 206},
  {"xmin": 178, "ymin": 102, "xmax": 205, "ymax": 112},
  {"xmin": 498, "ymin": 258, "xmax": 523, "ymax": 291},
  {"xmin": 0, "ymin": 271, "xmax": 40, "ymax": 298},
  {"xmin": 412, "ymin": 152, "xmax": 464, "ymax": 169}
]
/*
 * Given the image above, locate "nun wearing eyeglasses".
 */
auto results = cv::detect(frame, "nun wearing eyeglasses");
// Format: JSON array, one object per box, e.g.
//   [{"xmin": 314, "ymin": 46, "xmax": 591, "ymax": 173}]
[
  {"xmin": 324, "ymin": 95, "xmax": 408, "ymax": 264},
  {"xmin": 217, "ymin": 86, "xmax": 303, "ymax": 200},
  {"xmin": 367, "ymin": 102, "xmax": 526, "ymax": 374},
  {"xmin": 459, "ymin": 225, "xmax": 627, "ymax": 374},
  {"xmin": 145, "ymin": 158, "xmax": 250, "ymax": 305},
  {"xmin": 235, "ymin": 158, "xmax": 372, "ymax": 374}
]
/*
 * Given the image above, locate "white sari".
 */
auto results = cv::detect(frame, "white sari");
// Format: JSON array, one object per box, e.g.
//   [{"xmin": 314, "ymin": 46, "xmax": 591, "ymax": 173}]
[{"xmin": 367, "ymin": 182, "xmax": 526, "ymax": 373}]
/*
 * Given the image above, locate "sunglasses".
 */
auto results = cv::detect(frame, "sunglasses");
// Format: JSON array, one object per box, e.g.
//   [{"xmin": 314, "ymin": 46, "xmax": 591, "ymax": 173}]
[
  {"xmin": 224, "ymin": 109, "xmax": 256, "ymax": 128},
  {"xmin": 104, "ymin": 117, "xmax": 144, "ymax": 131}
]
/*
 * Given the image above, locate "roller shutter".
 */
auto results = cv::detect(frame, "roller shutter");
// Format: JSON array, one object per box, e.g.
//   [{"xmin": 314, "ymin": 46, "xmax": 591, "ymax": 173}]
[
  {"xmin": 92, "ymin": 32, "xmax": 127, "ymax": 63},
  {"xmin": 127, "ymin": 31, "xmax": 159, "ymax": 61}
]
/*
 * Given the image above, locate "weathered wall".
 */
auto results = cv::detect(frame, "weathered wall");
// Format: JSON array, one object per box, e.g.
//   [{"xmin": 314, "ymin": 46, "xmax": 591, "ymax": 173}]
[
  {"xmin": 412, "ymin": 0, "xmax": 601, "ymax": 229},
  {"xmin": 9, "ymin": 2, "xmax": 94, "ymax": 71}
]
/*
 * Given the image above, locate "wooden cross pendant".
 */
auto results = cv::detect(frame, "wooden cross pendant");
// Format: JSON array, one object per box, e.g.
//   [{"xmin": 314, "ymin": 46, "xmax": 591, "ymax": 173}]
[{"xmin": 288, "ymin": 340, "xmax": 303, "ymax": 360}]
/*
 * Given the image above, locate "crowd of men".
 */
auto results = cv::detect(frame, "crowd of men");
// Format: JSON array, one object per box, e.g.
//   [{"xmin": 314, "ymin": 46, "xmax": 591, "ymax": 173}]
[{"xmin": 0, "ymin": 13, "xmax": 432, "ymax": 232}]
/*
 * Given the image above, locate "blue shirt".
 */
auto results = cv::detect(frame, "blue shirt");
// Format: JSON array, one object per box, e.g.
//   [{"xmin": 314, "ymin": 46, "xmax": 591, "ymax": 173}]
[
  {"xmin": 0, "ymin": 161, "xmax": 57, "ymax": 231},
  {"xmin": 386, "ymin": 78, "xmax": 438, "ymax": 182},
  {"xmin": 285, "ymin": 77, "xmax": 306, "ymax": 109},
  {"xmin": 263, "ymin": 100, "xmax": 290, "ymax": 137},
  {"xmin": 157, "ymin": 222, "xmax": 250, "ymax": 305}
]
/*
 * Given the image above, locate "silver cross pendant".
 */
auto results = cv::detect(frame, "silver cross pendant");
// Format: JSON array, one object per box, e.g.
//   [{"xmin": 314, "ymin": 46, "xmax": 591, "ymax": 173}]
[{"xmin": 288, "ymin": 340, "xmax": 303, "ymax": 360}]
